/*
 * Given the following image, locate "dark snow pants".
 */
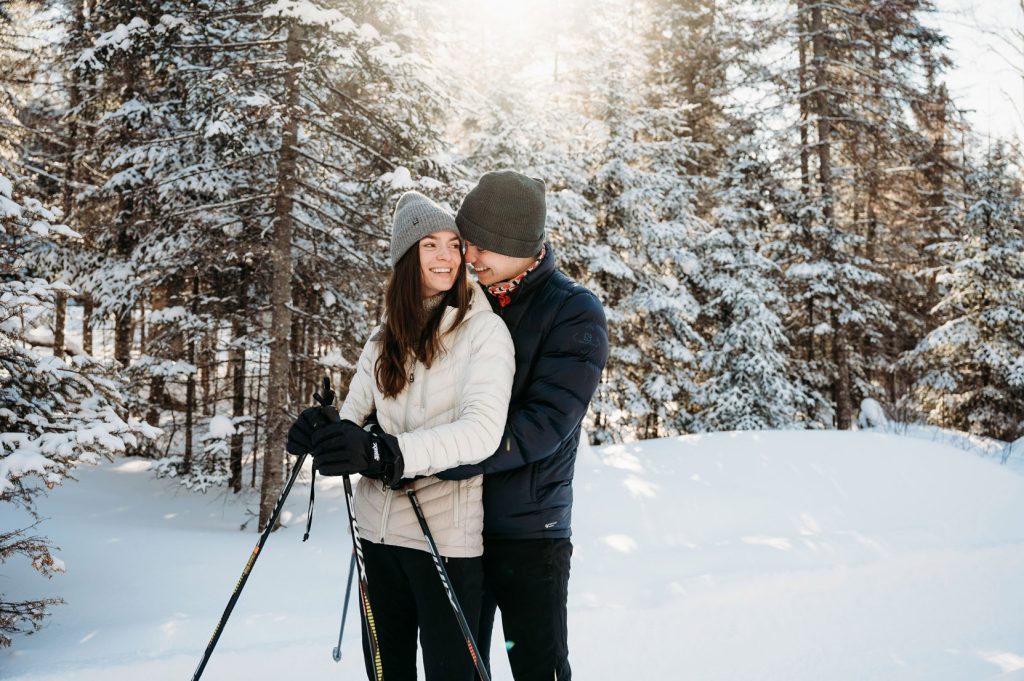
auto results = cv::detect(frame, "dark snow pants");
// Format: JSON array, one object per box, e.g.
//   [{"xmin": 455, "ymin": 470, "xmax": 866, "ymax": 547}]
[
  {"xmin": 476, "ymin": 537, "xmax": 573, "ymax": 681},
  {"xmin": 359, "ymin": 541, "xmax": 483, "ymax": 681}
]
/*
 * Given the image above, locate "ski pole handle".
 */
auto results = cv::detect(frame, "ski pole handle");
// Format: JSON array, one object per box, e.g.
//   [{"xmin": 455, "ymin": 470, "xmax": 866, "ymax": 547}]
[{"xmin": 314, "ymin": 376, "xmax": 341, "ymax": 424}]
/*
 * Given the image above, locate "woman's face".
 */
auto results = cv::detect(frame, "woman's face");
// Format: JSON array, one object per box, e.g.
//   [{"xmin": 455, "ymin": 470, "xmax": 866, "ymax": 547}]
[{"xmin": 418, "ymin": 230, "xmax": 462, "ymax": 298}]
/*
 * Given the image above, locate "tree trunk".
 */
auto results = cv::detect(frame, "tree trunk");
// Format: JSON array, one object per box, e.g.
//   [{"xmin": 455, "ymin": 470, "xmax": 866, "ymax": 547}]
[
  {"xmin": 184, "ymin": 273, "xmax": 199, "ymax": 473},
  {"xmin": 832, "ymin": 310, "xmax": 853, "ymax": 429},
  {"xmin": 114, "ymin": 199, "xmax": 134, "ymax": 367},
  {"xmin": 810, "ymin": 3, "xmax": 852, "ymax": 425},
  {"xmin": 230, "ymin": 318, "xmax": 247, "ymax": 493},
  {"xmin": 137, "ymin": 298, "xmax": 145, "ymax": 350},
  {"xmin": 53, "ymin": 294, "xmax": 66, "ymax": 358},
  {"xmin": 810, "ymin": 4, "xmax": 834, "ymax": 224},
  {"xmin": 114, "ymin": 310, "xmax": 132, "ymax": 367},
  {"xmin": 289, "ymin": 311, "xmax": 303, "ymax": 408},
  {"xmin": 259, "ymin": 22, "xmax": 304, "ymax": 531},
  {"xmin": 82, "ymin": 296, "xmax": 93, "ymax": 355},
  {"xmin": 52, "ymin": 0, "xmax": 87, "ymax": 362},
  {"xmin": 252, "ymin": 347, "xmax": 264, "ymax": 489},
  {"xmin": 797, "ymin": 2, "xmax": 811, "ymax": 199},
  {"xmin": 202, "ymin": 327, "xmax": 215, "ymax": 416}
]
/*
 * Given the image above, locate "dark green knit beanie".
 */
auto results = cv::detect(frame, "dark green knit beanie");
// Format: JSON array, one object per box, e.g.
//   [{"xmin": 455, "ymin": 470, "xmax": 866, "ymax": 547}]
[{"xmin": 456, "ymin": 170, "xmax": 546, "ymax": 257}]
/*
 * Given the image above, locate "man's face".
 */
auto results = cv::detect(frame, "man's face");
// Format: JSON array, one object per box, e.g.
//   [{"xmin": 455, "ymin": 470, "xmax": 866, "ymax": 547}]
[{"xmin": 464, "ymin": 242, "xmax": 536, "ymax": 286}]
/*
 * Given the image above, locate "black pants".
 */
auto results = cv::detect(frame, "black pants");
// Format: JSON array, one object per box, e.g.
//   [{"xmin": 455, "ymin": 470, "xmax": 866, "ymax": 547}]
[
  {"xmin": 477, "ymin": 538, "xmax": 573, "ymax": 681},
  {"xmin": 359, "ymin": 540, "xmax": 483, "ymax": 681}
]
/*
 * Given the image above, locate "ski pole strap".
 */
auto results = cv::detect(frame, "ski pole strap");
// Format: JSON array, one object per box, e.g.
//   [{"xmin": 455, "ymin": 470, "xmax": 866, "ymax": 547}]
[{"xmin": 302, "ymin": 467, "xmax": 316, "ymax": 542}]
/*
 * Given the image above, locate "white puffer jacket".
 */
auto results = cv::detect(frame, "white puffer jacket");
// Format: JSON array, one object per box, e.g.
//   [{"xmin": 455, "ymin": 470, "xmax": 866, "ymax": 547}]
[{"xmin": 339, "ymin": 286, "xmax": 514, "ymax": 558}]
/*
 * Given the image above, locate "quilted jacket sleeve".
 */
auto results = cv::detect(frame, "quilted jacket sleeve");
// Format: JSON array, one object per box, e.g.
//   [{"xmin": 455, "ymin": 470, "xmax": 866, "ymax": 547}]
[
  {"xmin": 338, "ymin": 332, "xmax": 379, "ymax": 427},
  {"xmin": 479, "ymin": 289, "xmax": 608, "ymax": 475},
  {"xmin": 396, "ymin": 314, "xmax": 515, "ymax": 477}
]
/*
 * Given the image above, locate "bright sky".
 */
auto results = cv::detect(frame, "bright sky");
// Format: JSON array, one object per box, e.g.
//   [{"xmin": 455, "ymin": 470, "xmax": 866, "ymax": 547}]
[
  {"xmin": 456, "ymin": 0, "xmax": 1023, "ymax": 145},
  {"xmin": 931, "ymin": 0, "xmax": 1023, "ymax": 143}
]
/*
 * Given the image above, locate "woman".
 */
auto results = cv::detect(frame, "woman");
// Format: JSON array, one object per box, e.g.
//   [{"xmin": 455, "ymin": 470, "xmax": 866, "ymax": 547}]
[{"xmin": 294, "ymin": 190, "xmax": 514, "ymax": 681}]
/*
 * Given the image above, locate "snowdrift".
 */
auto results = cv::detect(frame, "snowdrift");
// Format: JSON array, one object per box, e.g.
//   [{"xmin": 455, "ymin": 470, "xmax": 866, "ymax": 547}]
[{"xmin": 3, "ymin": 430, "xmax": 1023, "ymax": 680}]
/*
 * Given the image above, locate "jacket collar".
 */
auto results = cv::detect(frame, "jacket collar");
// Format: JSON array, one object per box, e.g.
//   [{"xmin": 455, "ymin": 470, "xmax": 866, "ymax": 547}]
[{"xmin": 481, "ymin": 242, "xmax": 556, "ymax": 308}]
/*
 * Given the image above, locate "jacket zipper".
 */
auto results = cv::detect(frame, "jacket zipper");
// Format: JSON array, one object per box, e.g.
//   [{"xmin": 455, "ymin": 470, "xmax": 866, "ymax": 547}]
[
  {"xmin": 402, "ymin": 361, "xmax": 416, "ymax": 432},
  {"xmin": 379, "ymin": 486, "xmax": 393, "ymax": 543},
  {"xmin": 453, "ymin": 480, "xmax": 460, "ymax": 526}
]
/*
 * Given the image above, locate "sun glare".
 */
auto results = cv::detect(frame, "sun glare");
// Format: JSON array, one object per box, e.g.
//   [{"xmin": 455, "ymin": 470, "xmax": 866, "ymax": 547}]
[{"xmin": 461, "ymin": 0, "xmax": 554, "ymax": 45}]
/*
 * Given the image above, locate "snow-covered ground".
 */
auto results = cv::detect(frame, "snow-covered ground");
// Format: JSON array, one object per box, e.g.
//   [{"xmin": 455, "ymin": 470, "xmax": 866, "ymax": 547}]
[{"xmin": 3, "ymin": 430, "xmax": 1024, "ymax": 680}]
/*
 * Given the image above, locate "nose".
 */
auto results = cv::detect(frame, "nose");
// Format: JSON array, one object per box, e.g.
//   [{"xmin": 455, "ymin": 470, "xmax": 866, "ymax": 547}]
[{"xmin": 464, "ymin": 244, "xmax": 479, "ymax": 264}]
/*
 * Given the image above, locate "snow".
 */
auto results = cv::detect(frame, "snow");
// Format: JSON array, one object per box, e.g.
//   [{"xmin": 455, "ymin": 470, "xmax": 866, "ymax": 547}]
[
  {"xmin": 317, "ymin": 350, "xmax": 352, "ymax": 369},
  {"xmin": 381, "ymin": 166, "xmax": 416, "ymax": 189},
  {"xmin": 857, "ymin": 397, "xmax": 889, "ymax": 428},
  {"xmin": 261, "ymin": 0, "xmax": 356, "ymax": 33},
  {"xmin": 0, "ymin": 448, "xmax": 56, "ymax": 492},
  {"xmin": 3, "ymin": 430, "xmax": 1023, "ymax": 680},
  {"xmin": 206, "ymin": 415, "xmax": 235, "ymax": 439},
  {"xmin": 91, "ymin": 17, "xmax": 150, "ymax": 52},
  {"xmin": 1002, "ymin": 436, "xmax": 1024, "ymax": 475},
  {"xmin": 0, "ymin": 196, "xmax": 20, "ymax": 219}
]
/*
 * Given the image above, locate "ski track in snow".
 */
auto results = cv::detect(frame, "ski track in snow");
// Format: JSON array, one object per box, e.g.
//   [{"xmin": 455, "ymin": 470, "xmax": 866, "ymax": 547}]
[{"xmin": 3, "ymin": 430, "xmax": 1024, "ymax": 680}]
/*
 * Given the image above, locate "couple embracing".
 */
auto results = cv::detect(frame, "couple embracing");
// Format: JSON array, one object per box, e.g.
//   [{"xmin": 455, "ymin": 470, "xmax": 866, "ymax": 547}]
[{"xmin": 287, "ymin": 170, "xmax": 608, "ymax": 681}]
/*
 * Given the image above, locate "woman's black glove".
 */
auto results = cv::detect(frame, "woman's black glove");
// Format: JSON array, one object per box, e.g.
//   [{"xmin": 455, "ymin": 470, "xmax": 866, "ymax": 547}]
[
  {"xmin": 286, "ymin": 406, "xmax": 328, "ymax": 456},
  {"xmin": 312, "ymin": 419, "xmax": 405, "ymax": 486}
]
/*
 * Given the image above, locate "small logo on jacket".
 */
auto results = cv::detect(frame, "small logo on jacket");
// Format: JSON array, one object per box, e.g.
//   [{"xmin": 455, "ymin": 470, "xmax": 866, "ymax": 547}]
[
  {"xmin": 544, "ymin": 521, "xmax": 558, "ymax": 529},
  {"xmin": 573, "ymin": 324, "xmax": 600, "ymax": 348}
]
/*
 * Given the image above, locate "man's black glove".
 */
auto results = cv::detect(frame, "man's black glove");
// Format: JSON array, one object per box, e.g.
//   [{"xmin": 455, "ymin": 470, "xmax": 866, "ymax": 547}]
[
  {"xmin": 312, "ymin": 419, "xmax": 405, "ymax": 487},
  {"xmin": 286, "ymin": 406, "xmax": 329, "ymax": 456}
]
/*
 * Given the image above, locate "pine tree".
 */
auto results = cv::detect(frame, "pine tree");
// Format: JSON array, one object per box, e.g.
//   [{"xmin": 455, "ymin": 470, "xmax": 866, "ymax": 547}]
[
  {"xmin": 903, "ymin": 145, "xmax": 1024, "ymax": 440},
  {"xmin": 575, "ymin": 1, "xmax": 707, "ymax": 440},
  {"xmin": 759, "ymin": 0, "xmax": 952, "ymax": 427},
  {"xmin": 694, "ymin": 137, "xmax": 813, "ymax": 430},
  {"xmin": 1, "ymin": 5, "xmax": 158, "ymax": 633}
]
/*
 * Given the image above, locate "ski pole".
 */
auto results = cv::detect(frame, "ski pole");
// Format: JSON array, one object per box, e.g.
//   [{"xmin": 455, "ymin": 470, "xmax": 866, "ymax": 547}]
[
  {"xmin": 342, "ymin": 472, "xmax": 383, "ymax": 680},
  {"xmin": 331, "ymin": 550, "xmax": 357, "ymax": 661},
  {"xmin": 405, "ymin": 487, "xmax": 491, "ymax": 681},
  {"xmin": 317, "ymin": 378, "xmax": 384, "ymax": 681},
  {"xmin": 191, "ymin": 451, "xmax": 308, "ymax": 681}
]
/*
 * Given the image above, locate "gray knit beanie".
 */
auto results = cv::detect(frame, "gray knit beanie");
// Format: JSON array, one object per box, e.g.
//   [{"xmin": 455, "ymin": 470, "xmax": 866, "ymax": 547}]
[
  {"xmin": 456, "ymin": 170, "xmax": 546, "ymax": 257},
  {"xmin": 390, "ymin": 191, "xmax": 459, "ymax": 267}
]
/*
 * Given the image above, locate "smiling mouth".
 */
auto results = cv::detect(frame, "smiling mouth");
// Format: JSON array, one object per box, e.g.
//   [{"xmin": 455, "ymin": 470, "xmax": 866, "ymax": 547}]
[{"xmin": 430, "ymin": 268, "xmax": 452, "ymax": 274}]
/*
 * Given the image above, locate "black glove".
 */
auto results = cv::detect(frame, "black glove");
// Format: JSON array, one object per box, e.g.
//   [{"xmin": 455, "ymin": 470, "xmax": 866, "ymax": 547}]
[
  {"xmin": 436, "ymin": 463, "xmax": 485, "ymax": 481},
  {"xmin": 286, "ymin": 406, "xmax": 328, "ymax": 456},
  {"xmin": 312, "ymin": 420, "xmax": 405, "ymax": 486}
]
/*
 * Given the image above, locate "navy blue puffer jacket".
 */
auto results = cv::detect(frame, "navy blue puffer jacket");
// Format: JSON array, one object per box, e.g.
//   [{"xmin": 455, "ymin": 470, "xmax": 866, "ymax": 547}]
[{"xmin": 472, "ymin": 245, "xmax": 608, "ymax": 539}]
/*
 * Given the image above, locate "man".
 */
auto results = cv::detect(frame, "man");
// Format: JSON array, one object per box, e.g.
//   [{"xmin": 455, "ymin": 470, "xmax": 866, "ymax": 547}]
[{"xmin": 440, "ymin": 170, "xmax": 609, "ymax": 681}]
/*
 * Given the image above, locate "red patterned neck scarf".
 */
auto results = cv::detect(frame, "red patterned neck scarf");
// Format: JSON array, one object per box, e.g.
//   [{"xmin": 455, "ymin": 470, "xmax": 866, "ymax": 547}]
[{"xmin": 487, "ymin": 246, "xmax": 547, "ymax": 308}]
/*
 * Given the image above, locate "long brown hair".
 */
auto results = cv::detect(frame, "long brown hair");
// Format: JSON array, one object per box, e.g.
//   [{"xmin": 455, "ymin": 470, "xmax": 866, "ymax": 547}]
[{"xmin": 375, "ymin": 240, "xmax": 471, "ymax": 398}]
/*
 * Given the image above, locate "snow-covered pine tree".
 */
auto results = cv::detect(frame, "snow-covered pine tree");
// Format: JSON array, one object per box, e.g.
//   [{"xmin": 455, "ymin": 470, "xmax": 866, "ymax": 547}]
[
  {"xmin": 1, "ymin": 21, "xmax": 158, "ymax": 636},
  {"xmin": 644, "ymin": 0, "xmax": 750, "ymax": 216},
  {"xmin": 693, "ymin": 135, "xmax": 812, "ymax": 430},
  {"xmin": 837, "ymin": 0, "xmax": 953, "ymax": 407},
  {"xmin": 760, "ymin": 0, "xmax": 950, "ymax": 427},
  {"xmin": 576, "ymin": 0, "xmax": 707, "ymax": 440},
  {"xmin": 444, "ymin": 0, "xmax": 606, "ymax": 437},
  {"xmin": 893, "ymin": 55, "xmax": 964, "ymax": 405},
  {"xmin": 118, "ymin": 0, "xmax": 457, "ymax": 525},
  {"xmin": 903, "ymin": 144, "xmax": 1024, "ymax": 441}
]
